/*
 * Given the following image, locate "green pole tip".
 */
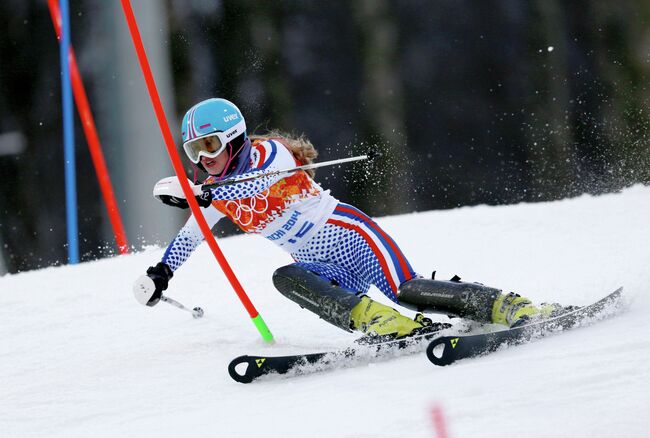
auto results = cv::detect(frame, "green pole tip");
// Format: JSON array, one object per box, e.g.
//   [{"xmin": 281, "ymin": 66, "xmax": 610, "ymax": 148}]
[{"xmin": 252, "ymin": 314, "xmax": 274, "ymax": 343}]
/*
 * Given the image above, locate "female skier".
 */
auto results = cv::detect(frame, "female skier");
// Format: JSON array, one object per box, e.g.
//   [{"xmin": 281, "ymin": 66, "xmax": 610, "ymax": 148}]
[{"xmin": 134, "ymin": 97, "xmax": 563, "ymax": 339}]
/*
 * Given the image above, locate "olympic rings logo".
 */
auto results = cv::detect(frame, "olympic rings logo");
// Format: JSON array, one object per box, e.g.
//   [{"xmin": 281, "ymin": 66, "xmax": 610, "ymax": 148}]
[{"xmin": 225, "ymin": 189, "xmax": 270, "ymax": 227}]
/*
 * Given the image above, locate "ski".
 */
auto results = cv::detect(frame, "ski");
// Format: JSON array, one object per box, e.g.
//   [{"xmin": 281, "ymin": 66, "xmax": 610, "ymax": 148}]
[
  {"xmin": 426, "ymin": 287, "xmax": 623, "ymax": 366},
  {"xmin": 228, "ymin": 323, "xmax": 452, "ymax": 384}
]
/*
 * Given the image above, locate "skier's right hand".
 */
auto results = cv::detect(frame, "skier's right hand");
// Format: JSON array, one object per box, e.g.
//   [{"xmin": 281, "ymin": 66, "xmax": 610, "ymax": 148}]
[
  {"xmin": 153, "ymin": 176, "xmax": 211, "ymax": 209},
  {"xmin": 158, "ymin": 192, "xmax": 212, "ymax": 209},
  {"xmin": 158, "ymin": 194, "xmax": 190, "ymax": 209},
  {"xmin": 133, "ymin": 262, "xmax": 173, "ymax": 307}
]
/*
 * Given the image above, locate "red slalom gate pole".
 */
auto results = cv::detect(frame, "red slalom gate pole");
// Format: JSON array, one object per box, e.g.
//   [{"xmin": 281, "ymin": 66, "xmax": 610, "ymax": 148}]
[
  {"xmin": 47, "ymin": 0, "xmax": 130, "ymax": 254},
  {"xmin": 431, "ymin": 404, "xmax": 450, "ymax": 438},
  {"xmin": 119, "ymin": 0, "xmax": 273, "ymax": 343}
]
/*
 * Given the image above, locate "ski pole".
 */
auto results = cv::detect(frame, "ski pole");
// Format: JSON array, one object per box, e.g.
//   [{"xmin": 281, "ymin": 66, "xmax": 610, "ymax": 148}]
[
  {"xmin": 161, "ymin": 295, "xmax": 204, "ymax": 319},
  {"xmin": 201, "ymin": 151, "xmax": 378, "ymax": 192}
]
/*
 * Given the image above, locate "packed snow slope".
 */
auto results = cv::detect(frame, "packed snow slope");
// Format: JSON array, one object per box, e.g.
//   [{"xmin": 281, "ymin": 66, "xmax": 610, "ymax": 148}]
[{"xmin": 2, "ymin": 186, "xmax": 650, "ymax": 438}]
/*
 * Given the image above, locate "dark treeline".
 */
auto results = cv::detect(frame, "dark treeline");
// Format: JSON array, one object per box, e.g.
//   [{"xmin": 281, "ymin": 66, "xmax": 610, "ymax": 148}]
[{"xmin": 1, "ymin": 0, "xmax": 649, "ymax": 273}]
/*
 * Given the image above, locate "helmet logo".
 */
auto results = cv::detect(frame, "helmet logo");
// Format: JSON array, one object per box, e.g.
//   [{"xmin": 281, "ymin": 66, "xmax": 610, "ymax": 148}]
[{"xmin": 223, "ymin": 114, "xmax": 238, "ymax": 122}]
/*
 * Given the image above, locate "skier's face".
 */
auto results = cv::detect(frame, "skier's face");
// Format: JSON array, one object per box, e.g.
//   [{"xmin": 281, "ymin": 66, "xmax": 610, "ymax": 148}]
[{"xmin": 201, "ymin": 151, "xmax": 229, "ymax": 175}]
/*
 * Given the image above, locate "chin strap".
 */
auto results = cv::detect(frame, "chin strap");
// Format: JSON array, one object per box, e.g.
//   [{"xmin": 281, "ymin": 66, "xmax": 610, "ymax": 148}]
[
  {"xmin": 217, "ymin": 143, "xmax": 234, "ymax": 180},
  {"xmin": 216, "ymin": 138, "xmax": 250, "ymax": 180},
  {"xmin": 190, "ymin": 162, "xmax": 201, "ymax": 184}
]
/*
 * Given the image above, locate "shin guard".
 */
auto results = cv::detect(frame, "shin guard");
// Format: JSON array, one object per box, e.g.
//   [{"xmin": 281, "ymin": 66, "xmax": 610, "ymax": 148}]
[
  {"xmin": 398, "ymin": 278, "xmax": 500, "ymax": 323},
  {"xmin": 272, "ymin": 264, "xmax": 362, "ymax": 332}
]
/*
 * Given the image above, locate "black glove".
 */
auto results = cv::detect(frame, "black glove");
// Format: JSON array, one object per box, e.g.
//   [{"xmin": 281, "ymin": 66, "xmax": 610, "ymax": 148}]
[
  {"xmin": 196, "ymin": 189, "xmax": 213, "ymax": 207},
  {"xmin": 159, "ymin": 195, "xmax": 189, "ymax": 209},
  {"xmin": 159, "ymin": 192, "xmax": 212, "ymax": 209},
  {"xmin": 133, "ymin": 262, "xmax": 173, "ymax": 307}
]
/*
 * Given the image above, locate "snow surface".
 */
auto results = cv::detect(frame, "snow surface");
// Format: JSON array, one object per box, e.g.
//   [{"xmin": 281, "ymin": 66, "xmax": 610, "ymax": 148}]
[{"xmin": 1, "ymin": 186, "xmax": 649, "ymax": 438}]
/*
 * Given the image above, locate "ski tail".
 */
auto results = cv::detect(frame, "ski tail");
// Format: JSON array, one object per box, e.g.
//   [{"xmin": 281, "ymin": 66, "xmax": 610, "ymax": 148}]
[{"xmin": 228, "ymin": 352, "xmax": 329, "ymax": 384}]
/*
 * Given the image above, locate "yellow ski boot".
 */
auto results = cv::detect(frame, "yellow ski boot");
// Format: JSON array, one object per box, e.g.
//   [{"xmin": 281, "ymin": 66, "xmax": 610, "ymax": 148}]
[
  {"xmin": 492, "ymin": 292, "xmax": 568, "ymax": 328},
  {"xmin": 350, "ymin": 296, "xmax": 424, "ymax": 339}
]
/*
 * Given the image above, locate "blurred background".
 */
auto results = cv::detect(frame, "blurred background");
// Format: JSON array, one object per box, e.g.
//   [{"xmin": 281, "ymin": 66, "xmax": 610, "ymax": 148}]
[{"xmin": 1, "ymin": 0, "xmax": 649, "ymax": 274}]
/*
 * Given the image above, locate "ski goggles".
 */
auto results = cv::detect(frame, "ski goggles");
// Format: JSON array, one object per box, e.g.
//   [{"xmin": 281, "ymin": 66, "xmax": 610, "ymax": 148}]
[{"xmin": 183, "ymin": 133, "xmax": 228, "ymax": 164}]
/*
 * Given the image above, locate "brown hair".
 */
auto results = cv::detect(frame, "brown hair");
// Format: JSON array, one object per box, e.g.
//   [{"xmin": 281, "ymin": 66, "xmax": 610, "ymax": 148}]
[{"xmin": 250, "ymin": 131, "xmax": 318, "ymax": 178}]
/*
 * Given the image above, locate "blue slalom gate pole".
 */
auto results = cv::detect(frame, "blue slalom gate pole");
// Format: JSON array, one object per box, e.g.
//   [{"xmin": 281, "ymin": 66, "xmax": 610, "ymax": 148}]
[{"xmin": 59, "ymin": 0, "xmax": 79, "ymax": 264}]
